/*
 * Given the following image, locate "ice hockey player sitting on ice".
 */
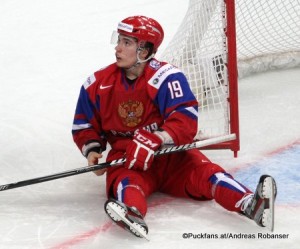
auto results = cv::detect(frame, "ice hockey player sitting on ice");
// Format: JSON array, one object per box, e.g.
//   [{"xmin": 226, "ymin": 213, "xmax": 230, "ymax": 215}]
[{"xmin": 72, "ymin": 15, "xmax": 277, "ymax": 240}]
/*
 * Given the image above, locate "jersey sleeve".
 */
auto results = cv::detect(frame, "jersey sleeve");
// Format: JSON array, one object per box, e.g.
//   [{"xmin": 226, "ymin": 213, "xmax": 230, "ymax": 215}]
[
  {"xmin": 72, "ymin": 75, "xmax": 107, "ymax": 156},
  {"xmin": 148, "ymin": 64, "xmax": 199, "ymax": 145}
]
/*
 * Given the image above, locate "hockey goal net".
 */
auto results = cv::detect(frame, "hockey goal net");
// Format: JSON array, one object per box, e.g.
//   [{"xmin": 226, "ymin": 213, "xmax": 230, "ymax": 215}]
[{"xmin": 160, "ymin": 0, "xmax": 300, "ymax": 156}]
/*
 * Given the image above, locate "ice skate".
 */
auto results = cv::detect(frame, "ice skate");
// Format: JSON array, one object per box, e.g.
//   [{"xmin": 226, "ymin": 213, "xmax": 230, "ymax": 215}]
[
  {"xmin": 237, "ymin": 175, "xmax": 277, "ymax": 231},
  {"xmin": 104, "ymin": 198, "xmax": 149, "ymax": 240}
]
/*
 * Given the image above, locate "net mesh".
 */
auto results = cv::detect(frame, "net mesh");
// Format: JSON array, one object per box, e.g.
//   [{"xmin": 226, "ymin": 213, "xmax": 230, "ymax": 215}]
[{"xmin": 160, "ymin": 0, "xmax": 300, "ymax": 139}]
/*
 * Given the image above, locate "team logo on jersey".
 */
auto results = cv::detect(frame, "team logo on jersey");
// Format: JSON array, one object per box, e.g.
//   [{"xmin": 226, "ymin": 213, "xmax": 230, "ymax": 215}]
[
  {"xmin": 152, "ymin": 78, "xmax": 159, "ymax": 84},
  {"xmin": 118, "ymin": 100, "xmax": 144, "ymax": 127},
  {"xmin": 149, "ymin": 60, "xmax": 161, "ymax": 70},
  {"xmin": 83, "ymin": 74, "xmax": 96, "ymax": 89}
]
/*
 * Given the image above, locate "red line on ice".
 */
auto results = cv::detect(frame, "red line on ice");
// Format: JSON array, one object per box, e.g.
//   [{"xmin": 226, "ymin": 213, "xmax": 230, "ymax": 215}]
[
  {"xmin": 49, "ymin": 222, "xmax": 113, "ymax": 249},
  {"xmin": 48, "ymin": 139, "xmax": 300, "ymax": 248},
  {"xmin": 49, "ymin": 196, "xmax": 175, "ymax": 249},
  {"xmin": 230, "ymin": 138, "xmax": 300, "ymax": 174}
]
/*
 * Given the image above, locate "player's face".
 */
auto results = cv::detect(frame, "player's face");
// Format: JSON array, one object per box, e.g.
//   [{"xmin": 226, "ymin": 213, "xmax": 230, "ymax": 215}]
[{"xmin": 115, "ymin": 34, "xmax": 138, "ymax": 68}]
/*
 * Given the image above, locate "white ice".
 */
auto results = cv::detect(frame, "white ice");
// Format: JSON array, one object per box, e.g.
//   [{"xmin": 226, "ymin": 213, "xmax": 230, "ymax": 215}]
[{"xmin": 0, "ymin": 1, "xmax": 299, "ymax": 249}]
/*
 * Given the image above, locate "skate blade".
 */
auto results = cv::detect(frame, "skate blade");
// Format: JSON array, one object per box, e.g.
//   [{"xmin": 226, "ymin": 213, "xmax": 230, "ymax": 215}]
[
  {"xmin": 106, "ymin": 202, "xmax": 149, "ymax": 241},
  {"xmin": 262, "ymin": 177, "xmax": 275, "ymax": 232}
]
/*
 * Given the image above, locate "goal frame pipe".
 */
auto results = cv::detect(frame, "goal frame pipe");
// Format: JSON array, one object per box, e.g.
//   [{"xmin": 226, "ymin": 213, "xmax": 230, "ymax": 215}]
[{"xmin": 225, "ymin": 0, "xmax": 240, "ymax": 157}]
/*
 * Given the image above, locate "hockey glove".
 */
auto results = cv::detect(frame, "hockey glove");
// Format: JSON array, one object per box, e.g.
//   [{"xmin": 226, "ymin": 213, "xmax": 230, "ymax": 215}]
[{"xmin": 125, "ymin": 129, "xmax": 162, "ymax": 171}]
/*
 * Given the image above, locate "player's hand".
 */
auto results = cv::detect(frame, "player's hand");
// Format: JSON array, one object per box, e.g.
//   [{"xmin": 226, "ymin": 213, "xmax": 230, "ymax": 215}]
[
  {"xmin": 124, "ymin": 129, "xmax": 162, "ymax": 171},
  {"xmin": 87, "ymin": 151, "xmax": 106, "ymax": 176}
]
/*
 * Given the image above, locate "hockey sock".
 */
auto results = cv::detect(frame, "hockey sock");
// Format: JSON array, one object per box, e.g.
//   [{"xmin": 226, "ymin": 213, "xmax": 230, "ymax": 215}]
[
  {"xmin": 114, "ymin": 177, "xmax": 147, "ymax": 217},
  {"xmin": 209, "ymin": 172, "xmax": 252, "ymax": 212}
]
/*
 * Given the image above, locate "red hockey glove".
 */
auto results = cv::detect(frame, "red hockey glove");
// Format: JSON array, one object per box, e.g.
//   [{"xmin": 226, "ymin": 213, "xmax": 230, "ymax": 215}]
[{"xmin": 125, "ymin": 129, "xmax": 162, "ymax": 171}]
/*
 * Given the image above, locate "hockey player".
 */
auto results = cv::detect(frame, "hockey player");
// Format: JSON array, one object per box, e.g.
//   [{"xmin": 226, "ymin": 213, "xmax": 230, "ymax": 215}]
[{"xmin": 72, "ymin": 16, "xmax": 276, "ymax": 239}]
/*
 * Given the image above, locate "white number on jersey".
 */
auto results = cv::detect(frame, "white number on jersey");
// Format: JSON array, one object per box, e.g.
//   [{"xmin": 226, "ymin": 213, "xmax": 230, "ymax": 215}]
[{"xmin": 168, "ymin": 81, "xmax": 183, "ymax": 99}]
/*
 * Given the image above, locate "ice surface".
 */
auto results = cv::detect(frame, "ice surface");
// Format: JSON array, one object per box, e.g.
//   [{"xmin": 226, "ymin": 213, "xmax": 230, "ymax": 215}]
[{"xmin": 0, "ymin": 1, "xmax": 299, "ymax": 249}]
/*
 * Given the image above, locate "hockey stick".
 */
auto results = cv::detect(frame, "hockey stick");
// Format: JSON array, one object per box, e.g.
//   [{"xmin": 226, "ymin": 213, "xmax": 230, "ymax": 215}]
[{"xmin": 0, "ymin": 134, "xmax": 236, "ymax": 191}]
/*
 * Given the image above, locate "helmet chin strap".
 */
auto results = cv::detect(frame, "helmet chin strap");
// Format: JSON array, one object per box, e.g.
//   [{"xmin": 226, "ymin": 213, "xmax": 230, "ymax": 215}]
[{"xmin": 125, "ymin": 48, "xmax": 155, "ymax": 71}]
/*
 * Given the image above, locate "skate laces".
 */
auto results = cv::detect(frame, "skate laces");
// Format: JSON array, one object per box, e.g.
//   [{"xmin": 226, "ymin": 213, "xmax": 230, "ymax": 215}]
[{"xmin": 235, "ymin": 193, "xmax": 254, "ymax": 211}]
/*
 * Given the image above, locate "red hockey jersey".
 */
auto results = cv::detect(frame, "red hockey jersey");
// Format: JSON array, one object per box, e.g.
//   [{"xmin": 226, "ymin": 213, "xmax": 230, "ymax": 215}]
[{"xmin": 72, "ymin": 59, "xmax": 199, "ymax": 155}]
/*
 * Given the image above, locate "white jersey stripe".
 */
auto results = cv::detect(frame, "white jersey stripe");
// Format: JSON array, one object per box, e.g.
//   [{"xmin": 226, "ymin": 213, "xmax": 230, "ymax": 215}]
[
  {"xmin": 72, "ymin": 123, "xmax": 92, "ymax": 131},
  {"xmin": 186, "ymin": 106, "xmax": 198, "ymax": 117}
]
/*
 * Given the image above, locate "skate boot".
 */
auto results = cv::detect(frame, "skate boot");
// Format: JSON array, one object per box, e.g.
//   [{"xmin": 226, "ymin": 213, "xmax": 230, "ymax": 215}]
[
  {"xmin": 236, "ymin": 175, "xmax": 277, "ymax": 231},
  {"xmin": 104, "ymin": 198, "xmax": 149, "ymax": 240}
]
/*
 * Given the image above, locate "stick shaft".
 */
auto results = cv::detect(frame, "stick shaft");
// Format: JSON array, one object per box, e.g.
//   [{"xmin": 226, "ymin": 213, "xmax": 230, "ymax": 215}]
[{"xmin": 0, "ymin": 134, "xmax": 236, "ymax": 191}]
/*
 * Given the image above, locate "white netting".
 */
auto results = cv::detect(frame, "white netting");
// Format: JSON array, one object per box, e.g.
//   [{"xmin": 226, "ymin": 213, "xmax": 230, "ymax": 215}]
[
  {"xmin": 236, "ymin": 0, "xmax": 300, "ymax": 77},
  {"xmin": 160, "ymin": 0, "xmax": 300, "ymax": 140},
  {"xmin": 160, "ymin": 0, "xmax": 229, "ymax": 138}
]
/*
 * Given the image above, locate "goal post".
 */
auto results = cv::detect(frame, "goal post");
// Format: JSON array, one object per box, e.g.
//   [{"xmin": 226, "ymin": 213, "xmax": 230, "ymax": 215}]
[
  {"xmin": 160, "ymin": 0, "xmax": 300, "ymax": 157},
  {"xmin": 160, "ymin": 0, "xmax": 240, "ymax": 156}
]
